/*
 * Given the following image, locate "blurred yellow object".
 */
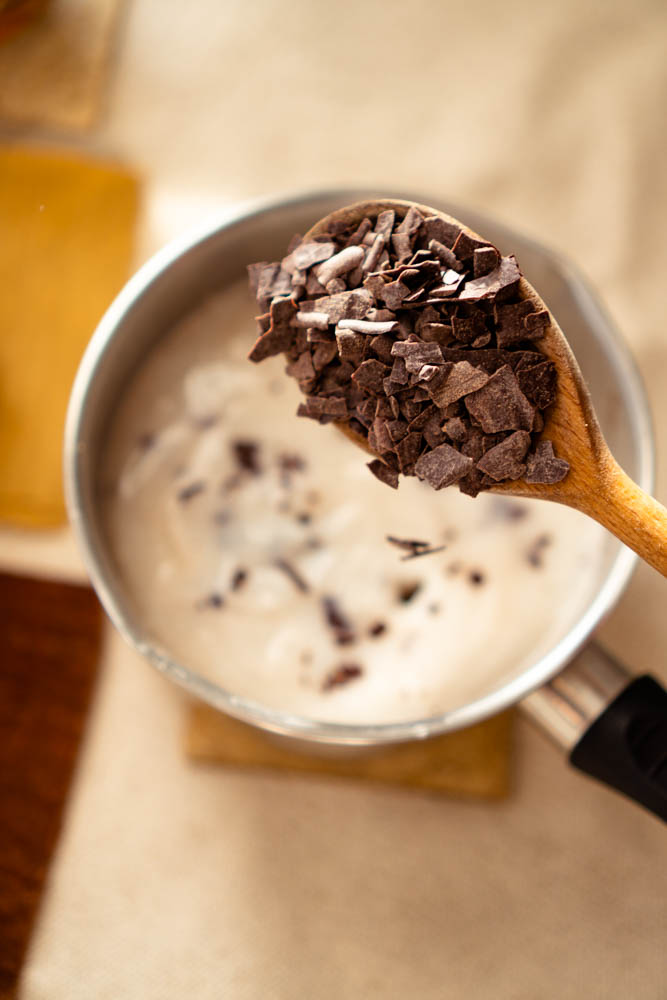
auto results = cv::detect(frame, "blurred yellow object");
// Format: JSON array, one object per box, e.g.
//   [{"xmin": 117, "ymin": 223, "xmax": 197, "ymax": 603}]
[
  {"xmin": 0, "ymin": 0, "xmax": 50, "ymax": 42},
  {"xmin": 0, "ymin": 147, "xmax": 138, "ymax": 528}
]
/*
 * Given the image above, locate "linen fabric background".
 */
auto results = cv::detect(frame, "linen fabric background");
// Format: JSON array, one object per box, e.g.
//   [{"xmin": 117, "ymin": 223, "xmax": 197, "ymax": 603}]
[{"xmin": 1, "ymin": 1, "xmax": 665, "ymax": 997}]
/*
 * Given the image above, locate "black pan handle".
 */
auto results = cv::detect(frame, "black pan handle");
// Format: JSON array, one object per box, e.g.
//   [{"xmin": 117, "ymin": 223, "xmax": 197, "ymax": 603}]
[
  {"xmin": 522, "ymin": 645, "xmax": 667, "ymax": 822},
  {"xmin": 570, "ymin": 675, "xmax": 667, "ymax": 821}
]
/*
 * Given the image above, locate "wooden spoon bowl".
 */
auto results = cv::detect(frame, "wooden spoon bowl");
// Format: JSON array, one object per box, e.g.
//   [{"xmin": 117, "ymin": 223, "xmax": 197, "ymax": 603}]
[{"xmin": 304, "ymin": 199, "xmax": 667, "ymax": 576}]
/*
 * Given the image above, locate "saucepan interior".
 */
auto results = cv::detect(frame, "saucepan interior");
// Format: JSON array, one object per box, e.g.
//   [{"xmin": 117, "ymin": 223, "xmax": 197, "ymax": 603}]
[{"xmin": 64, "ymin": 190, "xmax": 653, "ymax": 748}]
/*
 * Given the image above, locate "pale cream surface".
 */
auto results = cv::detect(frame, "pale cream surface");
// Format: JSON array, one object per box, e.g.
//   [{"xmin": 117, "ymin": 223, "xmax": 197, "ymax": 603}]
[{"xmin": 102, "ymin": 281, "xmax": 607, "ymax": 724}]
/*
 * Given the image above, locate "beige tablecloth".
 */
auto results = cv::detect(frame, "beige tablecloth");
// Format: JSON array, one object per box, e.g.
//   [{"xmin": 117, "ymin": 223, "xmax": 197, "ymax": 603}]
[{"xmin": 4, "ymin": 0, "xmax": 666, "ymax": 996}]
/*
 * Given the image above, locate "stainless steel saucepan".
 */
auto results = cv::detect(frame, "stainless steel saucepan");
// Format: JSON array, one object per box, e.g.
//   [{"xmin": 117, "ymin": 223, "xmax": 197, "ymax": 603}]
[{"xmin": 64, "ymin": 189, "xmax": 667, "ymax": 821}]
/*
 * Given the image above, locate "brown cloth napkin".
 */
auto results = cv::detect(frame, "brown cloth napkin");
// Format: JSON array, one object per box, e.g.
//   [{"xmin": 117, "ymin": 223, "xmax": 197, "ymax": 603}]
[
  {"xmin": 0, "ymin": 572, "xmax": 103, "ymax": 1000},
  {"xmin": 0, "ymin": 146, "xmax": 138, "ymax": 528},
  {"xmin": 186, "ymin": 703, "xmax": 513, "ymax": 798},
  {"xmin": 0, "ymin": 1, "xmax": 50, "ymax": 44}
]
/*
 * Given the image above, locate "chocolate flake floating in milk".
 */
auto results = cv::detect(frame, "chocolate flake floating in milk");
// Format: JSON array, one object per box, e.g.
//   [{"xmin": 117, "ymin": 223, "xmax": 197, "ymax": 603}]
[
  {"xmin": 177, "ymin": 480, "xmax": 206, "ymax": 503},
  {"xmin": 322, "ymin": 663, "xmax": 363, "ymax": 691},
  {"xmin": 273, "ymin": 558, "xmax": 310, "ymax": 593},
  {"xmin": 197, "ymin": 592, "xmax": 225, "ymax": 609},
  {"xmin": 232, "ymin": 439, "xmax": 261, "ymax": 474},
  {"xmin": 386, "ymin": 535, "xmax": 446, "ymax": 560},
  {"xmin": 396, "ymin": 581, "xmax": 422, "ymax": 603},
  {"xmin": 321, "ymin": 595, "xmax": 356, "ymax": 645},
  {"xmin": 278, "ymin": 452, "xmax": 307, "ymax": 483},
  {"xmin": 230, "ymin": 568, "xmax": 248, "ymax": 591},
  {"xmin": 247, "ymin": 205, "xmax": 569, "ymax": 496},
  {"xmin": 526, "ymin": 533, "xmax": 553, "ymax": 567}
]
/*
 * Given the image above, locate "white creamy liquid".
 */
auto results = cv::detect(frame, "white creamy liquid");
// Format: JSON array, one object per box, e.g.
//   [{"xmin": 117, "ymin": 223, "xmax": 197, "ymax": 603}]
[{"xmin": 101, "ymin": 282, "xmax": 608, "ymax": 724}]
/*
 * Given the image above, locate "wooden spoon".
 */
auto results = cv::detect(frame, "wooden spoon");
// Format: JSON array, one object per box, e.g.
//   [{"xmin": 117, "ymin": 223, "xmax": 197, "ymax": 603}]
[{"xmin": 303, "ymin": 198, "xmax": 667, "ymax": 576}]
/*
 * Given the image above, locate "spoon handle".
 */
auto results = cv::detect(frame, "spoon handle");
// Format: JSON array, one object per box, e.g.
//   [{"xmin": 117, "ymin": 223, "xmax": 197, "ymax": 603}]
[{"xmin": 581, "ymin": 458, "xmax": 667, "ymax": 576}]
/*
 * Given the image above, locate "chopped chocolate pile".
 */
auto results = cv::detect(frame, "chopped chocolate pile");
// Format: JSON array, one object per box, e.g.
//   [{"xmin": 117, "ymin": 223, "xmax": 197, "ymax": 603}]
[{"xmin": 248, "ymin": 205, "xmax": 569, "ymax": 495}]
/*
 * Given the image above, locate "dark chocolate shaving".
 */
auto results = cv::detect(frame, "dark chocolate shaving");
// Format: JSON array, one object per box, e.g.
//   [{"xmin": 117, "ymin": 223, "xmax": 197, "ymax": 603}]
[
  {"xmin": 322, "ymin": 664, "xmax": 363, "ymax": 691},
  {"xmin": 428, "ymin": 361, "xmax": 489, "ymax": 409},
  {"xmin": 525, "ymin": 310, "xmax": 550, "ymax": 336},
  {"xmin": 396, "ymin": 431, "xmax": 422, "ymax": 473},
  {"xmin": 374, "ymin": 210, "xmax": 395, "ymax": 239},
  {"xmin": 312, "ymin": 341, "xmax": 339, "ymax": 371},
  {"xmin": 286, "ymin": 351, "xmax": 315, "ymax": 382},
  {"xmin": 443, "ymin": 416, "xmax": 467, "ymax": 442},
  {"xmin": 391, "ymin": 232, "xmax": 412, "ymax": 262},
  {"xmin": 230, "ymin": 568, "xmax": 248, "ymax": 591},
  {"xmin": 525, "ymin": 441, "xmax": 569, "ymax": 484},
  {"xmin": 396, "ymin": 204, "xmax": 424, "ymax": 236},
  {"xmin": 494, "ymin": 300, "xmax": 534, "ymax": 348},
  {"xmin": 386, "ymin": 535, "xmax": 431, "ymax": 552},
  {"xmin": 336, "ymin": 329, "xmax": 365, "ymax": 365},
  {"xmin": 284, "ymin": 241, "xmax": 335, "ymax": 272},
  {"xmin": 232, "ymin": 439, "xmax": 261, "ymax": 474},
  {"xmin": 428, "ymin": 238, "xmax": 460, "ymax": 270},
  {"xmin": 391, "ymin": 339, "xmax": 444, "ymax": 373},
  {"xmin": 452, "ymin": 231, "xmax": 491, "ymax": 264},
  {"xmin": 476, "ymin": 430, "xmax": 531, "ymax": 481},
  {"xmin": 321, "ymin": 596, "xmax": 355, "ymax": 646},
  {"xmin": 473, "ymin": 246, "xmax": 500, "ymax": 277},
  {"xmin": 526, "ymin": 533, "xmax": 552, "ymax": 567},
  {"xmin": 346, "ymin": 219, "xmax": 373, "ymax": 246},
  {"xmin": 414, "ymin": 443, "xmax": 473, "ymax": 489},
  {"xmin": 248, "ymin": 297, "xmax": 297, "ymax": 362},
  {"xmin": 177, "ymin": 481, "xmax": 206, "ymax": 503},
  {"xmin": 199, "ymin": 592, "xmax": 224, "ymax": 609},
  {"xmin": 422, "ymin": 216, "xmax": 461, "ymax": 247},
  {"xmin": 310, "ymin": 289, "xmax": 373, "ymax": 323},
  {"xmin": 400, "ymin": 545, "xmax": 446, "ymax": 561},
  {"xmin": 367, "ymin": 459, "xmax": 399, "ymax": 489},
  {"xmin": 247, "ymin": 262, "xmax": 292, "ymax": 306},
  {"xmin": 464, "ymin": 366, "xmax": 535, "ymax": 433},
  {"xmin": 297, "ymin": 396, "xmax": 348, "ymax": 422},
  {"xmin": 451, "ymin": 313, "xmax": 488, "ymax": 345},
  {"xmin": 396, "ymin": 581, "xmax": 421, "ymax": 603},
  {"xmin": 458, "ymin": 255, "xmax": 521, "ymax": 303},
  {"xmin": 352, "ymin": 359, "xmax": 389, "ymax": 394},
  {"xmin": 273, "ymin": 558, "xmax": 310, "ymax": 593},
  {"xmin": 517, "ymin": 361, "xmax": 557, "ymax": 409}
]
